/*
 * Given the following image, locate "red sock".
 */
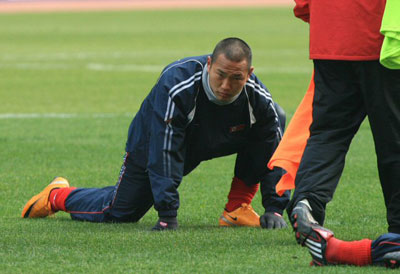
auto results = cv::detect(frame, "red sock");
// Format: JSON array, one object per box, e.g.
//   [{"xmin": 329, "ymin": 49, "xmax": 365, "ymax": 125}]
[
  {"xmin": 225, "ymin": 177, "xmax": 259, "ymax": 212},
  {"xmin": 49, "ymin": 187, "xmax": 77, "ymax": 212},
  {"xmin": 326, "ymin": 237, "xmax": 372, "ymax": 266}
]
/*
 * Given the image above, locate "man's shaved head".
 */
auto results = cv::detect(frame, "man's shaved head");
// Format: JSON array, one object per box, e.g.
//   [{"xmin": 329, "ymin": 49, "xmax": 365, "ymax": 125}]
[{"xmin": 211, "ymin": 37, "xmax": 252, "ymax": 71}]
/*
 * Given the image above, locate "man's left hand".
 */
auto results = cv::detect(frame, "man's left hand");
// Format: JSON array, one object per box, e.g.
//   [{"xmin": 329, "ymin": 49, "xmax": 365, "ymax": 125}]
[{"xmin": 260, "ymin": 212, "xmax": 288, "ymax": 229}]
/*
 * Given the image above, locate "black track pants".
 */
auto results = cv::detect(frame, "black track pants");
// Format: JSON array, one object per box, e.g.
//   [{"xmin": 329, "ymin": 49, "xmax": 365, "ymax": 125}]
[{"xmin": 287, "ymin": 60, "xmax": 400, "ymax": 233}]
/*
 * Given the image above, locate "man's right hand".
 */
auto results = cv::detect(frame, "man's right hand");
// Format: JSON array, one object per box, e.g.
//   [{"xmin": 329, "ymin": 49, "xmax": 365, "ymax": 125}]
[
  {"xmin": 260, "ymin": 212, "xmax": 288, "ymax": 229},
  {"xmin": 151, "ymin": 217, "xmax": 178, "ymax": 231}
]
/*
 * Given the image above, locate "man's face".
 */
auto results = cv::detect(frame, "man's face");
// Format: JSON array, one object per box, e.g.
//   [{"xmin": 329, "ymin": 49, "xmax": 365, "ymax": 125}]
[{"xmin": 207, "ymin": 54, "xmax": 254, "ymax": 102}]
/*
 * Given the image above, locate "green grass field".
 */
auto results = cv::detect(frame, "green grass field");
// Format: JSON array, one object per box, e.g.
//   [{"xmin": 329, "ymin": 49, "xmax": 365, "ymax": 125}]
[{"xmin": 0, "ymin": 7, "xmax": 389, "ymax": 273}]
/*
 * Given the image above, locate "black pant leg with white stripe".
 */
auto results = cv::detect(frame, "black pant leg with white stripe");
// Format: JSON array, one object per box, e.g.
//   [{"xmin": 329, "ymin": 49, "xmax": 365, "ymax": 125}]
[{"xmin": 287, "ymin": 60, "xmax": 400, "ymax": 233}]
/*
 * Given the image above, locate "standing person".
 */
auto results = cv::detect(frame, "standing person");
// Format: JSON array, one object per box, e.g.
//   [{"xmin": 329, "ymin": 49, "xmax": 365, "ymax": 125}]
[
  {"xmin": 268, "ymin": 0, "xmax": 400, "ymax": 267},
  {"xmin": 22, "ymin": 38, "xmax": 289, "ymax": 231}
]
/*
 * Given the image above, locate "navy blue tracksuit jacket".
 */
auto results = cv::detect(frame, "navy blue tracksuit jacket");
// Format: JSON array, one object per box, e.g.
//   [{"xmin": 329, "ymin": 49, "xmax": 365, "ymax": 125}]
[{"xmin": 65, "ymin": 55, "xmax": 289, "ymax": 222}]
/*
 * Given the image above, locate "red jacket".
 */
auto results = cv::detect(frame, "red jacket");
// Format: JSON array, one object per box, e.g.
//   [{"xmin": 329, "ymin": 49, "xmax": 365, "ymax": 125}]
[{"xmin": 294, "ymin": 0, "xmax": 386, "ymax": 60}]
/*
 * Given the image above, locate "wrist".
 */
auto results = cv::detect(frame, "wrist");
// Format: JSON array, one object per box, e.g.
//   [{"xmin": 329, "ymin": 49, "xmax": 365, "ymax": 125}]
[{"xmin": 264, "ymin": 206, "xmax": 284, "ymax": 216}]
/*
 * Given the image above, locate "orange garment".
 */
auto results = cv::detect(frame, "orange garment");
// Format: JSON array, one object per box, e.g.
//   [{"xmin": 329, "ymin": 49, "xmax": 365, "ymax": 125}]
[{"xmin": 268, "ymin": 73, "xmax": 315, "ymax": 196}]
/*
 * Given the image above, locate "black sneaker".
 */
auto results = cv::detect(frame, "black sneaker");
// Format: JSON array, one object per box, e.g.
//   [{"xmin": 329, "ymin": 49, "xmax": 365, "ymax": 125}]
[
  {"xmin": 383, "ymin": 251, "xmax": 400, "ymax": 269},
  {"xmin": 291, "ymin": 200, "xmax": 334, "ymax": 266},
  {"xmin": 152, "ymin": 217, "xmax": 178, "ymax": 231}
]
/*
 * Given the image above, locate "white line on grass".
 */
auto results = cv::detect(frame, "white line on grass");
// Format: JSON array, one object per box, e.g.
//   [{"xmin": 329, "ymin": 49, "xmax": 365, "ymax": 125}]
[
  {"xmin": 0, "ymin": 63, "xmax": 72, "ymax": 70},
  {"xmin": 0, "ymin": 62, "xmax": 311, "ymax": 74},
  {"xmin": 87, "ymin": 63, "xmax": 163, "ymax": 72},
  {"xmin": 0, "ymin": 49, "xmax": 305, "ymax": 61},
  {"xmin": 0, "ymin": 51, "xmax": 184, "ymax": 61},
  {"xmin": 0, "ymin": 113, "xmax": 133, "ymax": 119}
]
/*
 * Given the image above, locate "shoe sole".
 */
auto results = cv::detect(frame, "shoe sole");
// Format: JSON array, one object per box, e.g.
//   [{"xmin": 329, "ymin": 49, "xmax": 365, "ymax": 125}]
[
  {"xmin": 22, "ymin": 192, "xmax": 48, "ymax": 218},
  {"xmin": 219, "ymin": 215, "xmax": 238, "ymax": 227},
  {"xmin": 385, "ymin": 259, "xmax": 399, "ymax": 269},
  {"xmin": 384, "ymin": 253, "xmax": 400, "ymax": 269},
  {"xmin": 218, "ymin": 216, "xmax": 260, "ymax": 227},
  {"xmin": 22, "ymin": 200, "xmax": 38, "ymax": 218}
]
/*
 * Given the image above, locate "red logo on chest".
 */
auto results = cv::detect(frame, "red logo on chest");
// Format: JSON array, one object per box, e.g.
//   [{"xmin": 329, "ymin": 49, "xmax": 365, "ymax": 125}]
[{"xmin": 229, "ymin": 124, "xmax": 246, "ymax": 133}]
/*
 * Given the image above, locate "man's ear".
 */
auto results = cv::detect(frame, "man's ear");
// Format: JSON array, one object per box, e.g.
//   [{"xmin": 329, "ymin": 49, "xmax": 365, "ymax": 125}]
[
  {"xmin": 207, "ymin": 56, "xmax": 212, "ymax": 72},
  {"xmin": 247, "ymin": 66, "xmax": 254, "ymax": 79}
]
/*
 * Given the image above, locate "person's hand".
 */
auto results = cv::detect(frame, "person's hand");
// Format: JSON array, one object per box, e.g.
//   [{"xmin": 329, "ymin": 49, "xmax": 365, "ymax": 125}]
[
  {"xmin": 151, "ymin": 217, "xmax": 178, "ymax": 231},
  {"xmin": 260, "ymin": 212, "xmax": 288, "ymax": 229}
]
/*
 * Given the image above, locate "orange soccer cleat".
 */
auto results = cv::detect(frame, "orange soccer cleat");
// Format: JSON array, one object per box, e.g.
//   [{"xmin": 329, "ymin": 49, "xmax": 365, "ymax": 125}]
[
  {"xmin": 219, "ymin": 203, "xmax": 260, "ymax": 227},
  {"xmin": 21, "ymin": 177, "xmax": 70, "ymax": 218}
]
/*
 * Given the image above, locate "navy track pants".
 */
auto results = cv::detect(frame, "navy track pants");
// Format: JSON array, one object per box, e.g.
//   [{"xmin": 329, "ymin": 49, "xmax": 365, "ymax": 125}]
[
  {"xmin": 65, "ymin": 153, "xmax": 154, "ymax": 222},
  {"xmin": 372, "ymin": 233, "xmax": 400, "ymax": 264}
]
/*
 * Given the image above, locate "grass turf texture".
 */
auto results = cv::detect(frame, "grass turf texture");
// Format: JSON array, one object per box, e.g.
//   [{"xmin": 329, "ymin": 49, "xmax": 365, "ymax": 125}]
[{"xmin": 0, "ymin": 7, "xmax": 388, "ymax": 273}]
